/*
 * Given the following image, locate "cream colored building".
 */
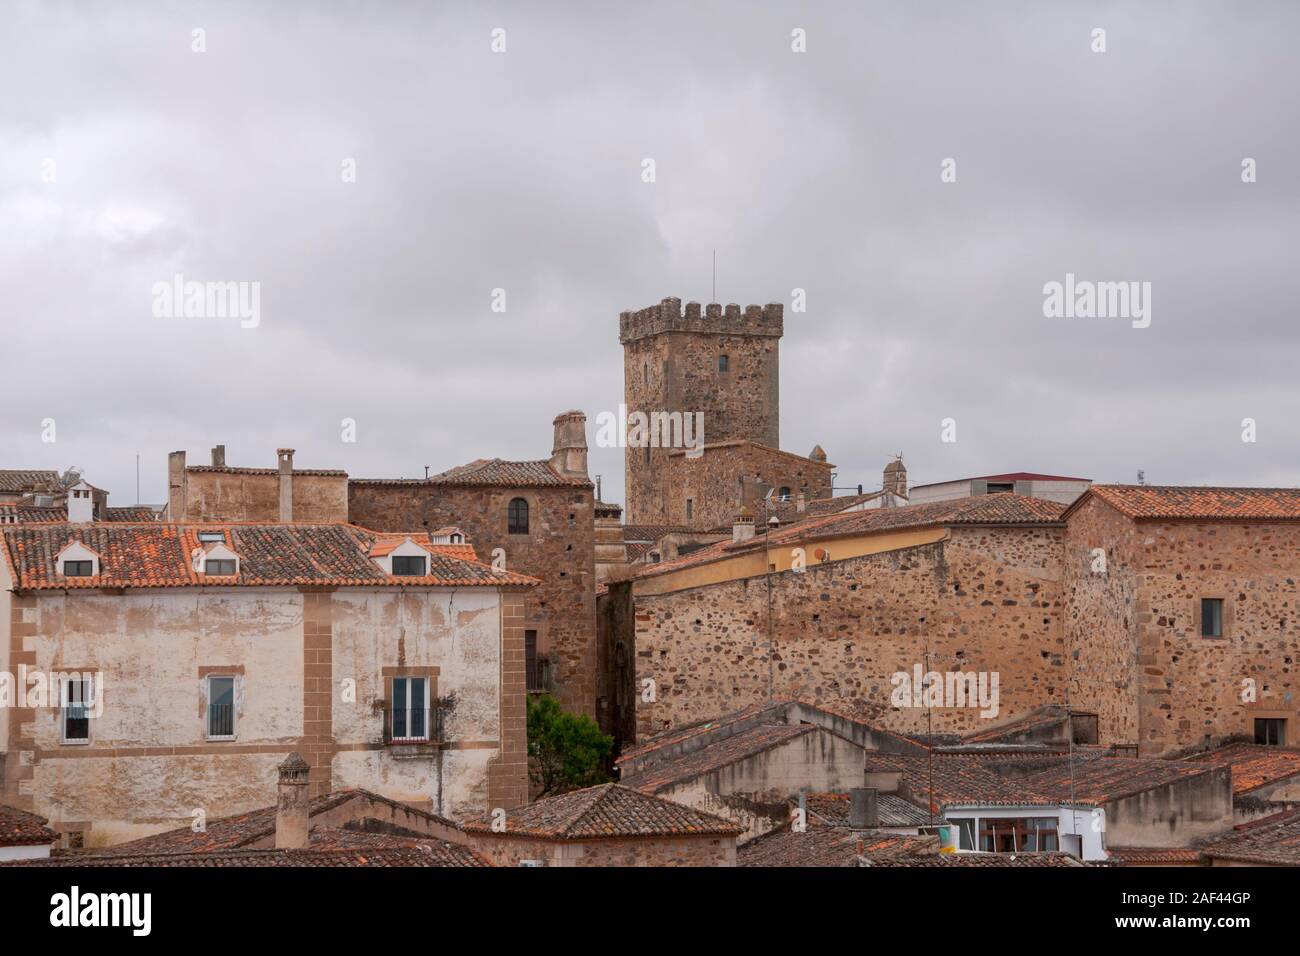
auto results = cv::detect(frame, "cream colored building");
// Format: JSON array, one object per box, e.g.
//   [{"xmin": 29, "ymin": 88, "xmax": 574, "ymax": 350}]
[{"xmin": 0, "ymin": 521, "xmax": 535, "ymax": 847}]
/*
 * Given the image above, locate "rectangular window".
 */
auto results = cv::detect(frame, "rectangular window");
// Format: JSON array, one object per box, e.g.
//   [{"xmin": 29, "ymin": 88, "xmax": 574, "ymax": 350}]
[
  {"xmin": 525, "ymin": 630, "xmax": 541, "ymax": 691},
  {"xmin": 985, "ymin": 482, "xmax": 1014, "ymax": 494},
  {"xmin": 205, "ymin": 559, "xmax": 237, "ymax": 576},
  {"xmin": 685, "ymin": 499, "xmax": 693, "ymax": 521},
  {"xmin": 61, "ymin": 677, "xmax": 93, "ymax": 743},
  {"xmin": 207, "ymin": 675, "xmax": 236, "ymax": 738},
  {"xmin": 197, "ymin": 531, "xmax": 225, "ymax": 543},
  {"xmin": 207, "ymin": 676, "xmax": 236, "ymax": 737},
  {"xmin": 1201, "ymin": 598, "xmax": 1224, "ymax": 638},
  {"xmin": 1256, "ymin": 718, "xmax": 1286, "ymax": 746},
  {"xmin": 63, "ymin": 560, "xmax": 93, "ymax": 577},
  {"xmin": 391, "ymin": 676, "xmax": 429, "ymax": 742},
  {"xmin": 391, "ymin": 555, "xmax": 427, "ymax": 576}
]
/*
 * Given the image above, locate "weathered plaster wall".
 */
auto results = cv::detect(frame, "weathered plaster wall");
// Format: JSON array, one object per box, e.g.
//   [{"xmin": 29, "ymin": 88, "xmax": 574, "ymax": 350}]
[
  {"xmin": 329, "ymin": 588, "xmax": 503, "ymax": 819},
  {"xmin": 9, "ymin": 584, "xmax": 518, "ymax": 845},
  {"xmin": 655, "ymin": 729, "xmax": 866, "ymax": 842},
  {"xmin": 1104, "ymin": 768, "xmax": 1234, "ymax": 847}
]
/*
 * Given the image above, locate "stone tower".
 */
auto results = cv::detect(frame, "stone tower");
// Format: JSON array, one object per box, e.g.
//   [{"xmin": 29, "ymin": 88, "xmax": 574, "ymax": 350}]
[{"xmin": 620, "ymin": 297, "xmax": 783, "ymax": 526}]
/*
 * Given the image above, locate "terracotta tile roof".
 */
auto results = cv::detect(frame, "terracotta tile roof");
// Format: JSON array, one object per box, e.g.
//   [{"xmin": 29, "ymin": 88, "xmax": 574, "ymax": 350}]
[
  {"xmin": 0, "ymin": 523, "xmax": 537, "ymax": 590},
  {"xmin": 353, "ymin": 458, "xmax": 592, "ymax": 489},
  {"xmin": 7, "ymin": 843, "xmax": 486, "ymax": 868},
  {"xmin": 0, "ymin": 804, "xmax": 58, "ymax": 846},
  {"xmin": 86, "ymin": 789, "xmax": 464, "ymax": 856},
  {"xmin": 737, "ymin": 827, "xmax": 934, "ymax": 867},
  {"xmin": 620, "ymin": 724, "xmax": 815, "ymax": 793},
  {"xmin": 1201, "ymin": 807, "xmax": 1300, "ymax": 866},
  {"xmin": 861, "ymin": 753, "xmax": 1042, "ymax": 812},
  {"xmin": 0, "ymin": 504, "xmax": 67, "ymax": 523},
  {"xmin": 0, "ymin": 469, "xmax": 59, "ymax": 493},
  {"xmin": 961, "ymin": 705, "xmax": 1072, "ymax": 744},
  {"xmin": 1078, "ymin": 485, "xmax": 1300, "ymax": 521},
  {"xmin": 911, "ymin": 472, "xmax": 1090, "ymax": 489},
  {"xmin": 636, "ymin": 494, "xmax": 1065, "ymax": 580},
  {"xmin": 768, "ymin": 490, "xmax": 899, "ymax": 524},
  {"xmin": 617, "ymin": 700, "xmax": 795, "ymax": 766},
  {"xmin": 462, "ymin": 783, "xmax": 743, "ymax": 839},
  {"xmin": 1020, "ymin": 757, "xmax": 1215, "ymax": 806},
  {"xmin": 622, "ymin": 525, "xmax": 692, "ymax": 542},
  {"xmin": 105, "ymin": 506, "xmax": 163, "ymax": 522},
  {"xmin": 884, "ymin": 851, "xmax": 1089, "ymax": 867},
  {"xmin": 805, "ymin": 792, "xmax": 933, "ymax": 829},
  {"xmin": 187, "ymin": 465, "xmax": 347, "ymax": 477},
  {"xmin": 1183, "ymin": 743, "xmax": 1300, "ymax": 794},
  {"xmin": 1106, "ymin": 846, "xmax": 1205, "ymax": 864}
]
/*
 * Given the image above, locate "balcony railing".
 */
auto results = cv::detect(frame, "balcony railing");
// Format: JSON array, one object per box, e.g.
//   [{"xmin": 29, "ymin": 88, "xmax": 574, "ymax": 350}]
[
  {"xmin": 208, "ymin": 703, "xmax": 234, "ymax": 738},
  {"xmin": 389, "ymin": 705, "xmax": 446, "ymax": 744}
]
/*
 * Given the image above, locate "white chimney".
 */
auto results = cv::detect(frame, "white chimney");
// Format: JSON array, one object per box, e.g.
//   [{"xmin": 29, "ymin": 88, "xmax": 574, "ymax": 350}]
[
  {"xmin": 67, "ymin": 482, "xmax": 94, "ymax": 523},
  {"xmin": 732, "ymin": 507, "xmax": 755, "ymax": 543}
]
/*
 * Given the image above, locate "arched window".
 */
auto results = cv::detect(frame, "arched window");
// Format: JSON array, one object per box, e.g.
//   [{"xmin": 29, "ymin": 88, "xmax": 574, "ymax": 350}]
[
  {"xmin": 778, "ymin": 486, "xmax": 792, "ymax": 501},
  {"xmin": 719, "ymin": 354, "xmax": 729, "ymax": 372},
  {"xmin": 643, "ymin": 361, "xmax": 648, "ymax": 384},
  {"xmin": 508, "ymin": 498, "xmax": 529, "ymax": 535}
]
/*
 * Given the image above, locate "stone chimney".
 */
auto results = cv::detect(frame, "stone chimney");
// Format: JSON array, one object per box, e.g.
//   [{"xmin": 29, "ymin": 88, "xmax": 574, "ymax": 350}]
[
  {"xmin": 732, "ymin": 506, "xmax": 755, "ymax": 543},
  {"xmin": 211, "ymin": 444, "xmax": 226, "ymax": 467},
  {"xmin": 549, "ymin": 411, "xmax": 589, "ymax": 479},
  {"xmin": 796, "ymin": 491, "xmax": 807, "ymax": 513},
  {"xmin": 277, "ymin": 449, "xmax": 294, "ymax": 523},
  {"xmin": 848, "ymin": 787, "xmax": 879, "ymax": 830},
  {"xmin": 167, "ymin": 450, "xmax": 187, "ymax": 522},
  {"xmin": 275, "ymin": 752, "xmax": 311, "ymax": 849},
  {"xmin": 883, "ymin": 457, "xmax": 907, "ymax": 501}
]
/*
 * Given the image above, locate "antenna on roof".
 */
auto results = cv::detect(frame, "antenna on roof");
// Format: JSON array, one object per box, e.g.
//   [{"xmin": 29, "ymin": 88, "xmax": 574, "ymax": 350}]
[
  {"xmin": 595, "ymin": 474, "xmax": 602, "ymax": 501},
  {"xmin": 1137, "ymin": 470, "xmax": 1145, "ymax": 486},
  {"xmin": 424, "ymin": 466, "xmax": 429, "ymax": 480},
  {"xmin": 712, "ymin": 249, "xmax": 716, "ymax": 302}
]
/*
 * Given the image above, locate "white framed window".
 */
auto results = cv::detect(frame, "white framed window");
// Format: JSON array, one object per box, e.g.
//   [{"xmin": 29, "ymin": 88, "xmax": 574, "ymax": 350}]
[
  {"xmin": 206, "ymin": 675, "xmax": 237, "ymax": 739},
  {"xmin": 391, "ymin": 676, "xmax": 430, "ymax": 742},
  {"xmin": 60, "ymin": 676, "xmax": 94, "ymax": 744}
]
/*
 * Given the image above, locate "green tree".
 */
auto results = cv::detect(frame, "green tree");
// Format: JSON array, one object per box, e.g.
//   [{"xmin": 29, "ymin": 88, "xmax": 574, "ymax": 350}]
[{"xmin": 527, "ymin": 693, "xmax": 613, "ymax": 797}]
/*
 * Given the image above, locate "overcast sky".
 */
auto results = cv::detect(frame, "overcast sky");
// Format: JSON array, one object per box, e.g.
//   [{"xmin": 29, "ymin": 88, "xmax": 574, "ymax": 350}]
[{"xmin": 2, "ymin": 1, "xmax": 1297, "ymax": 509}]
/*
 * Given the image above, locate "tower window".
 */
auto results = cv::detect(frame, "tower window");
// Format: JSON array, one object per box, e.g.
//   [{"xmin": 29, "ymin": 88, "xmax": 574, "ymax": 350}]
[
  {"xmin": 508, "ymin": 497, "xmax": 530, "ymax": 535},
  {"xmin": 719, "ymin": 354, "xmax": 729, "ymax": 372},
  {"xmin": 1256, "ymin": 718, "xmax": 1286, "ymax": 746},
  {"xmin": 686, "ymin": 499, "xmax": 693, "ymax": 521},
  {"xmin": 643, "ymin": 361, "xmax": 648, "ymax": 385},
  {"xmin": 777, "ymin": 486, "xmax": 792, "ymax": 501},
  {"xmin": 1201, "ymin": 598, "xmax": 1224, "ymax": 638}
]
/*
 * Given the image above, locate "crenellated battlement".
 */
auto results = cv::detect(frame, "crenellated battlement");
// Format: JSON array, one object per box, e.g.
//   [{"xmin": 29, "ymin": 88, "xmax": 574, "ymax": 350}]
[{"xmin": 619, "ymin": 297, "xmax": 783, "ymax": 344}]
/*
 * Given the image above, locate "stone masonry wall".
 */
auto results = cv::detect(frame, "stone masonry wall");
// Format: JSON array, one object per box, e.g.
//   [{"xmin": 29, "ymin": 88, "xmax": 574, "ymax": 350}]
[
  {"xmin": 632, "ymin": 526, "xmax": 1069, "ymax": 742},
  {"xmin": 181, "ymin": 471, "xmax": 348, "ymax": 523},
  {"xmin": 1062, "ymin": 495, "xmax": 1142, "ymax": 747},
  {"xmin": 1127, "ymin": 519, "xmax": 1300, "ymax": 755},
  {"xmin": 663, "ymin": 443, "xmax": 833, "ymax": 531}
]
